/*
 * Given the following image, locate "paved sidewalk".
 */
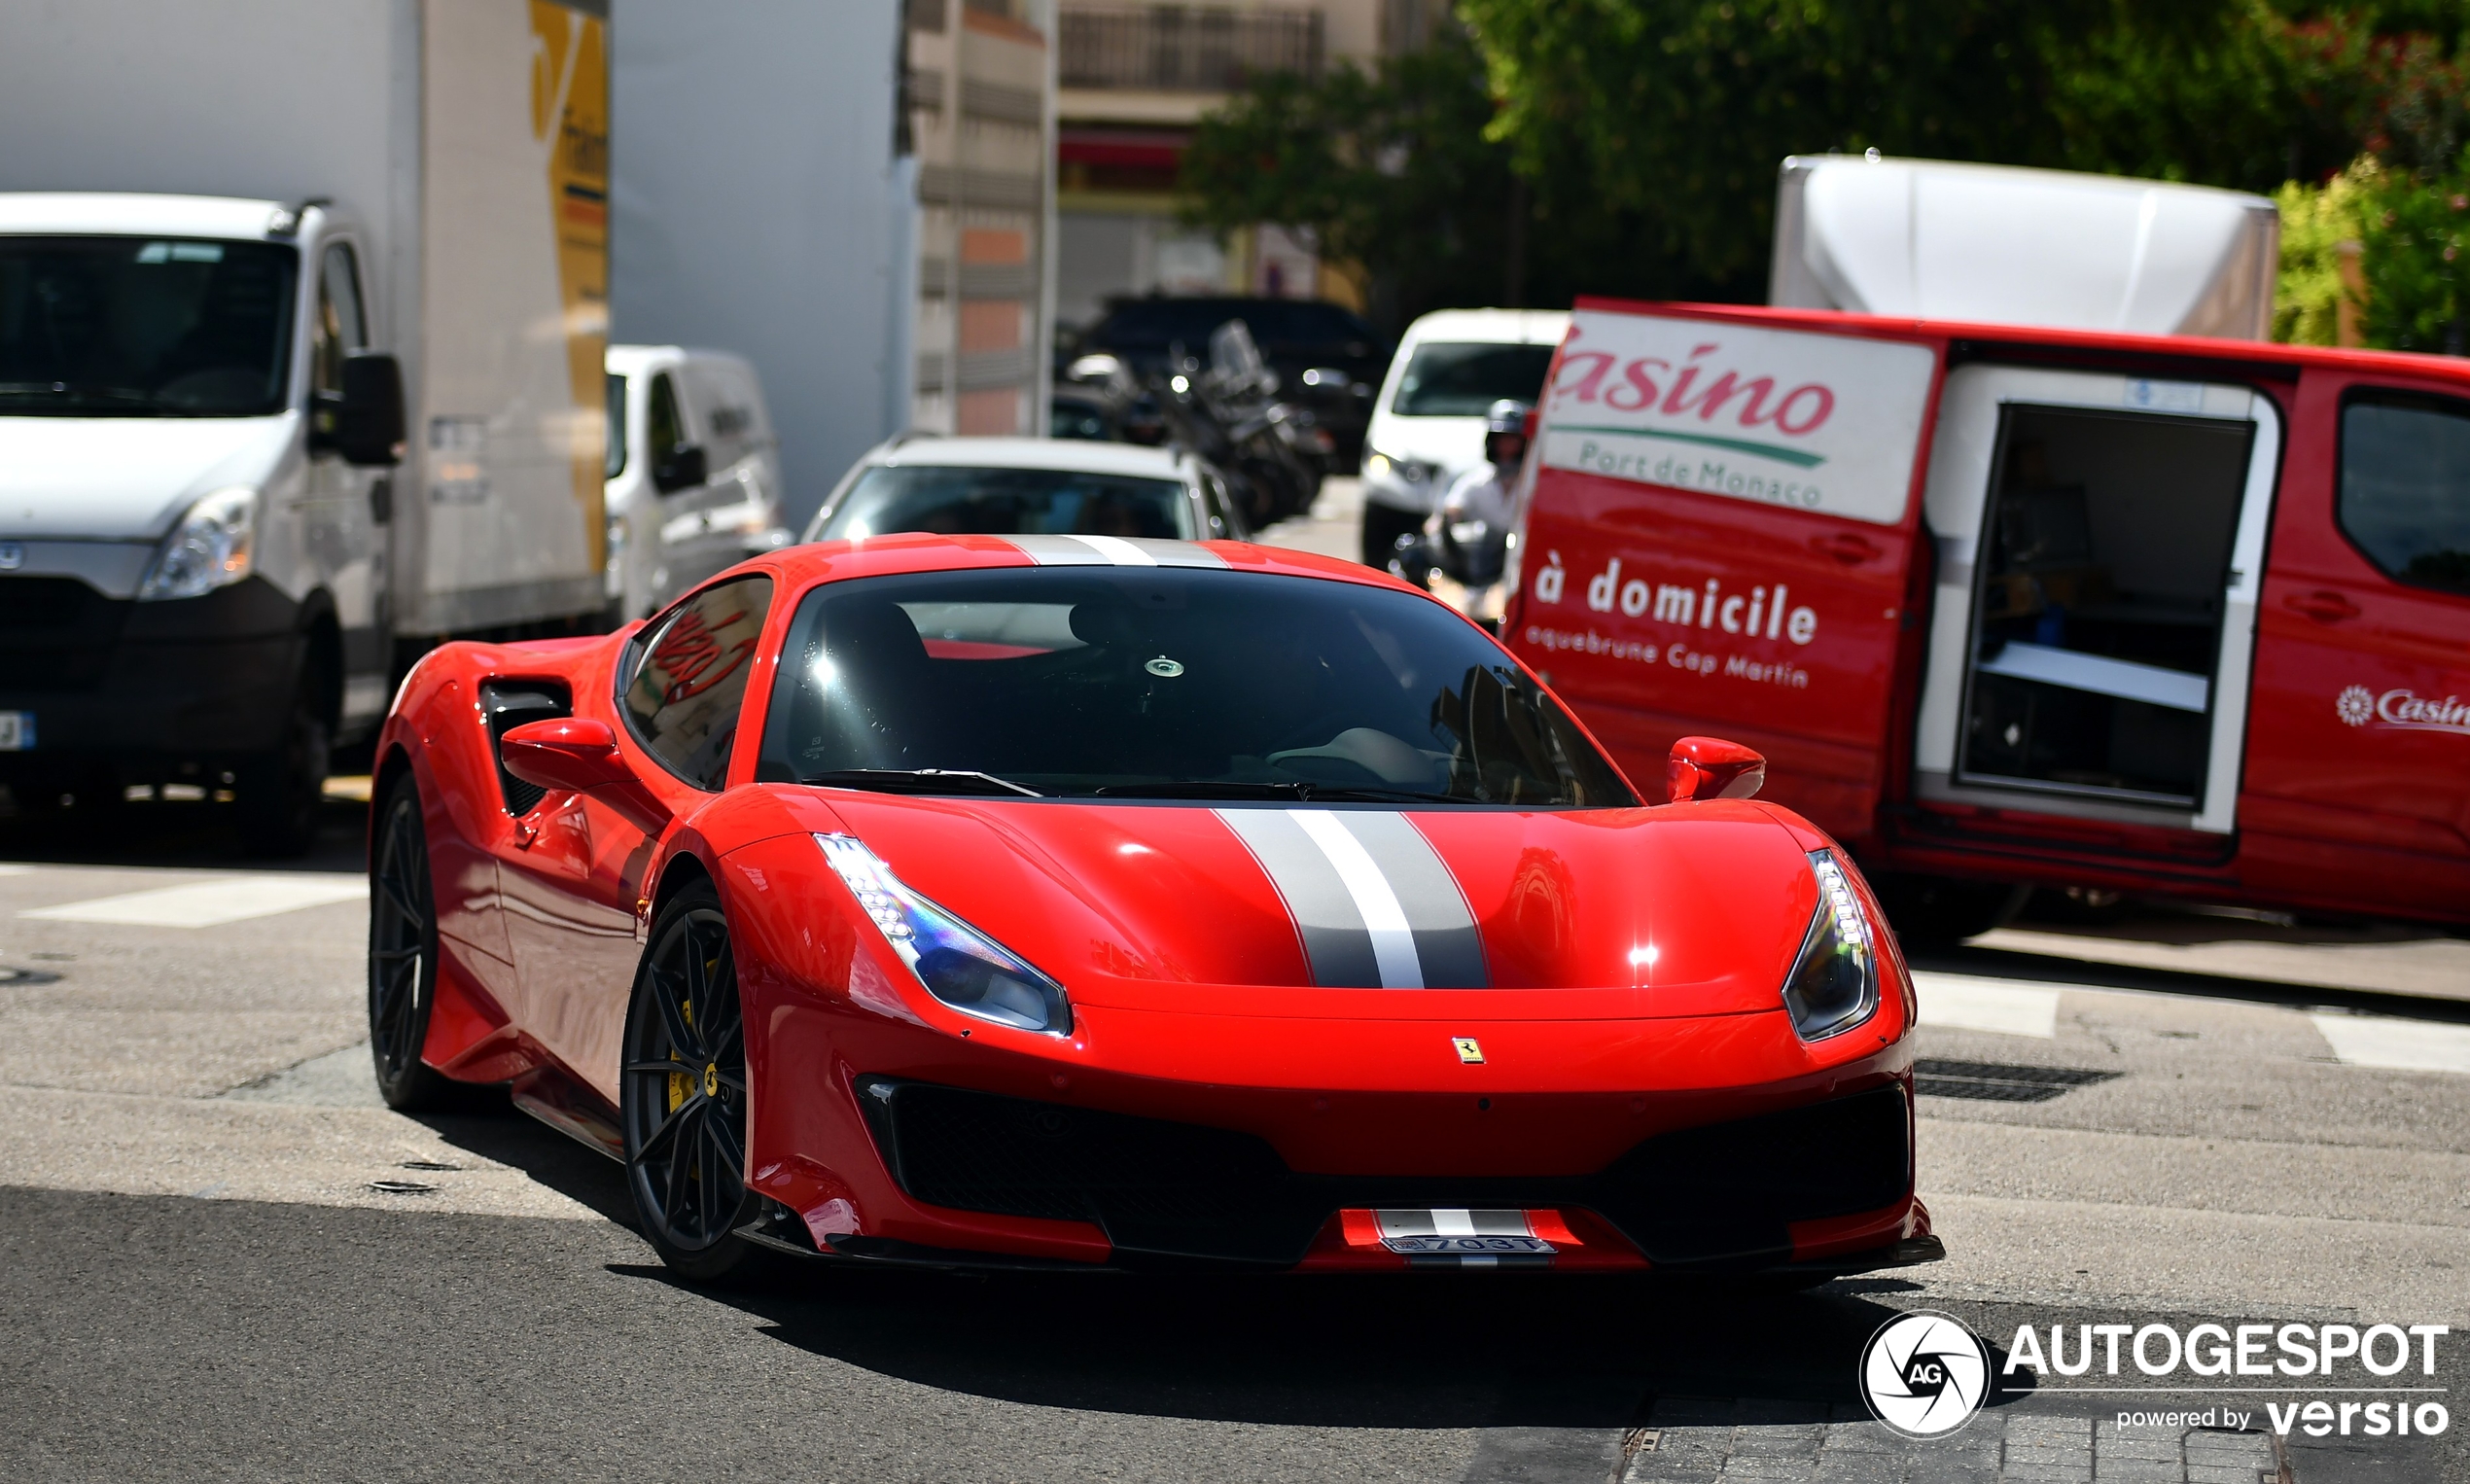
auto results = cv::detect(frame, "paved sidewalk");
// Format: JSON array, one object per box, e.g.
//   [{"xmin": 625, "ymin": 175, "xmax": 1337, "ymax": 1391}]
[{"xmin": 1623, "ymin": 1400, "xmax": 2277, "ymax": 1484}]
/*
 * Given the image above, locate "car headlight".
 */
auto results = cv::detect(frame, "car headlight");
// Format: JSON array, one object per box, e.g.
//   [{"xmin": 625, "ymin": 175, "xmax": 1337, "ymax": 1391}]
[
  {"xmin": 817, "ymin": 833, "xmax": 1072, "ymax": 1035},
  {"xmin": 139, "ymin": 486, "xmax": 257, "ymax": 601},
  {"xmin": 1782, "ymin": 850, "xmax": 1880, "ymax": 1041}
]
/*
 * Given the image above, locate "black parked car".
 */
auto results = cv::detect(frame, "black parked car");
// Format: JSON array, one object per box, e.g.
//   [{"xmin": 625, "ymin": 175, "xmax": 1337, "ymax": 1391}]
[{"xmin": 1068, "ymin": 297, "xmax": 1391, "ymax": 469}]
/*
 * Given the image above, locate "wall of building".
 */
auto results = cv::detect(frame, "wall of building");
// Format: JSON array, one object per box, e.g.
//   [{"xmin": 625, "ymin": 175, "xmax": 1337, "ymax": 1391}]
[{"xmin": 610, "ymin": 0, "xmax": 909, "ymax": 528}]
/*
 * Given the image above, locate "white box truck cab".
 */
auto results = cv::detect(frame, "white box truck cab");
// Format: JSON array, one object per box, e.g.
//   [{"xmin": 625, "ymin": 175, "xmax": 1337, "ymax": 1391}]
[
  {"xmin": 603, "ymin": 345, "xmax": 789, "ymax": 621},
  {"xmin": 0, "ymin": 0, "xmax": 611, "ymax": 853}
]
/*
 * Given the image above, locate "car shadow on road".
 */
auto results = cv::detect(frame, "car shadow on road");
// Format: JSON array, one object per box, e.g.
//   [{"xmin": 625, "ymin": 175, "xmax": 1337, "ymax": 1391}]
[
  {"xmin": 610, "ymin": 1258, "xmax": 2029, "ymax": 1429},
  {"xmin": 0, "ymin": 794, "xmax": 369, "ymax": 873},
  {"xmin": 399, "ymin": 1091, "xmax": 641, "ymax": 1227}
]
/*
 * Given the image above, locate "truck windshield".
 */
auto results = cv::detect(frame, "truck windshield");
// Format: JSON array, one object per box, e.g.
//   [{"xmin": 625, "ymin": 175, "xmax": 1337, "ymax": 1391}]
[
  {"xmin": 0, "ymin": 236, "xmax": 298, "ymax": 416},
  {"xmin": 755, "ymin": 566, "xmax": 1637, "ymax": 807},
  {"xmin": 1391, "ymin": 341, "xmax": 1555, "ymax": 417}
]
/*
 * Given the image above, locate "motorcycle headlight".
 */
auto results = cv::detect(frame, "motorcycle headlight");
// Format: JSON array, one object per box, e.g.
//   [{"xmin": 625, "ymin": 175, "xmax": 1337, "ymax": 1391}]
[
  {"xmin": 1782, "ymin": 850, "xmax": 1881, "ymax": 1041},
  {"xmin": 139, "ymin": 486, "xmax": 258, "ymax": 601},
  {"xmin": 817, "ymin": 833, "xmax": 1072, "ymax": 1035}
]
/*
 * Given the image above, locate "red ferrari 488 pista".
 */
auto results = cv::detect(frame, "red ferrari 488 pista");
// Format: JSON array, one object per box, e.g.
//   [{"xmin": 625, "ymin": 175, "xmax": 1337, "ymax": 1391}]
[{"xmin": 368, "ymin": 534, "xmax": 1938, "ymax": 1281}]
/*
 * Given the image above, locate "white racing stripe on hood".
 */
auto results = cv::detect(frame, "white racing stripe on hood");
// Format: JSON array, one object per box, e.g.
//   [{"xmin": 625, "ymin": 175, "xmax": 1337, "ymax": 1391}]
[
  {"xmin": 1290, "ymin": 809, "xmax": 1422, "ymax": 987},
  {"xmin": 1213, "ymin": 807, "xmax": 1489, "ymax": 988},
  {"xmin": 1004, "ymin": 534, "xmax": 1228, "ymax": 568}
]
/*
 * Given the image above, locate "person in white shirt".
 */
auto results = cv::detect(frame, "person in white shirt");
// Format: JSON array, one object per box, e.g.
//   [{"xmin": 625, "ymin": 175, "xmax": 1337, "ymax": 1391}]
[{"xmin": 1426, "ymin": 398, "xmax": 1531, "ymax": 591}]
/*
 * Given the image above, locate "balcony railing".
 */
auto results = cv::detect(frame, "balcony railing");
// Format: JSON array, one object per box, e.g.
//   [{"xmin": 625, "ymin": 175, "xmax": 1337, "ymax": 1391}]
[{"xmin": 1060, "ymin": 6, "xmax": 1323, "ymax": 92}]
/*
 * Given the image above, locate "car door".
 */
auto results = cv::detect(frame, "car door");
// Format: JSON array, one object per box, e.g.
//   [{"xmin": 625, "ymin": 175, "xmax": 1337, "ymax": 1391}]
[
  {"xmin": 2240, "ymin": 371, "xmax": 2470, "ymax": 919},
  {"xmin": 1505, "ymin": 304, "xmax": 1940, "ymax": 844},
  {"xmin": 501, "ymin": 575, "xmax": 775, "ymax": 1100},
  {"xmin": 304, "ymin": 240, "xmax": 390, "ymax": 729}
]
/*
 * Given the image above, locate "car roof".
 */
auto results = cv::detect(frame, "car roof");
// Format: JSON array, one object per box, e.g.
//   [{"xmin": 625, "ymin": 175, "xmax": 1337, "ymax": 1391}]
[
  {"xmin": 607, "ymin": 343, "xmax": 758, "ymax": 375},
  {"xmin": 1398, "ymin": 308, "xmax": 1571, "ymax": 348},
  {"xmin": 865, "ymin": 436, "xmax": 1193, "ymax": 480},
  {"xmin": 0, "ymin": 192, "xmax": 293, "ymax": 238}
]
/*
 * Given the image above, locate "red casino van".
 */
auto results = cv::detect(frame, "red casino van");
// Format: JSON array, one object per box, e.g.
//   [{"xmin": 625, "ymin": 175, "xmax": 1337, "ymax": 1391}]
[{"xmin": 1505, "ymin": 300, "xmax": 2470, "ymax": 939}]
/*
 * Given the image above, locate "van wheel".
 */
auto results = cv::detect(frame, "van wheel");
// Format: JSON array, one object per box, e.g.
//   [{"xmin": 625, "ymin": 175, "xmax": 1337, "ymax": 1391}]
[
  {"xmin": 238, "ymin": 678, "xmax": 330, "ymax": 857},
  {"xmin": 1873, "ymin": 874, "xmax": 2029, "ymax": 948}
]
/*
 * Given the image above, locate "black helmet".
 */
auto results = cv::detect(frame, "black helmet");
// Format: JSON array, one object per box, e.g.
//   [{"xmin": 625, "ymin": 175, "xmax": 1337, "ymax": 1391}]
[{"xmin": 1485, "ymin": 399, "xmax": 1532, "ymax": 436}]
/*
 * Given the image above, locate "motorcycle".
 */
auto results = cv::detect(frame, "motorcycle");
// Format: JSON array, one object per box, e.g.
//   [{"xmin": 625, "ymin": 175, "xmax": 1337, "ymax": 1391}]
[{"xmin": 1147, "ymin": 320, "xmax": 1326, "ymax": 528}]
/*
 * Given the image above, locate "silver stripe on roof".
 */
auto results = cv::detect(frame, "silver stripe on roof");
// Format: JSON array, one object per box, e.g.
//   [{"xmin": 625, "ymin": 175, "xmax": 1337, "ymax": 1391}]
[
  {"xmin": 1214, "ymin": 808, "xmax": 1488, "ymax": 988},
  {"xmin": 1005, "ymin": 534, "xmax": 1228, "ymax": 569}
]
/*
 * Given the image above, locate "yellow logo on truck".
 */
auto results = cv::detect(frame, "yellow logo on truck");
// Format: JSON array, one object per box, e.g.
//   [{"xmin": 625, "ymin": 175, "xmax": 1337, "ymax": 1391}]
[{"xmin": 531, "ymin": 1, "xmax": 611, "ymax": 568}]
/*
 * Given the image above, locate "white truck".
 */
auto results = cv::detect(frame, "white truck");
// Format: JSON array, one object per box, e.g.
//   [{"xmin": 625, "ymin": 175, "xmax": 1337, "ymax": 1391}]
[
  {"xmin": 1769, "ymin": 153, "xmax": 2280, "ymax": 338},
  {"xmin": 0, "ymin": 0, "xmax": 611, "ymax": 852}
]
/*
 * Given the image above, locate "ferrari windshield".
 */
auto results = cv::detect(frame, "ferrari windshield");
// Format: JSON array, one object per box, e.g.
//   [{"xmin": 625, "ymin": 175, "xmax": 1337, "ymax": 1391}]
[
  {"xmin": 755, "ymin": 566, "xmax": 1634, "ymax": 806},
  {"xmin": 0, "ymin": 236, "xmax": 298, "ymax": 415}
]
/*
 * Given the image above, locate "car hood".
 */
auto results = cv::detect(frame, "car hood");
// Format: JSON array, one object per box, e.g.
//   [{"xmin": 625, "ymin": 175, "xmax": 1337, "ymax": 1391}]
[
  {"xmin": 1366, "ymin": 412, "xmax": 1485, "ymax": 480},
  {"xmin": 0, "ymin": 413, "xmax": 297, "ymax": 539},
  {"xmin": 818, "ymin": 795, "xmax": 1825, "ymax": 1017}
]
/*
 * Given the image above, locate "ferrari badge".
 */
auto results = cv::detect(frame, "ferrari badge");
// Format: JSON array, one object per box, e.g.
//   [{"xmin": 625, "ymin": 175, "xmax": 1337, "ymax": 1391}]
[{"xmin": 1452, "ymin": 1037, "xmax": 1484, "ymax": 1065}]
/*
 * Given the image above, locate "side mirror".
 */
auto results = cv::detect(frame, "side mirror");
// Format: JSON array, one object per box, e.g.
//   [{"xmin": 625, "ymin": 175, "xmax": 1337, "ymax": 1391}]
[
  {"xmin": 501, "ymin": 718, "xmax": 631, "ymax": 793},
  {"xmin": 653, "ymin": 443, "xmax": 707, "ymax": 494},
  {"xmin": 1667, "ymin": 735, "xmax": 1766, "ymax": 803},
  {"xmin": 337, "ymin": 352, "xmax": 406, "ymax": 467},
  {"xmin": 500, "ymin": 717, "xmax": 673, "ymax": 831}
]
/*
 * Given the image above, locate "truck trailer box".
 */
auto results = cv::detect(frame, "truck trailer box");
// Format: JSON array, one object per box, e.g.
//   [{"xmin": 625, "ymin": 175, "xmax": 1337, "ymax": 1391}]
[
  {"xmin": 0, "ymin": 0, "xmax": 609, "ymax": 850},
  {"xmin": 1507, "ymin": 300, "xmax": 2470, "ymax": 934}
]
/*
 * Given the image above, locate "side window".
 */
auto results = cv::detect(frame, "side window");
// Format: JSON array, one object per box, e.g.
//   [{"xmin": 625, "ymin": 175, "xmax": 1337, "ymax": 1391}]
[
  {"xmin": 311, "ymin": 242, "xmax": 368, "ymax": 399},
  {"xmin": 647, "ymin": 372, "xmax": 687, "ymax": 473},
  {"xmin": 605, "ymin": 371, "xmax": 628, "ymax": 480},
  {"xmin": 620, "ymin": 575, "xmax": 775, "ymax": 790},
  {"xmin": 2341, "ymin": 395, "xmax": 2470, "ymax": 596}
]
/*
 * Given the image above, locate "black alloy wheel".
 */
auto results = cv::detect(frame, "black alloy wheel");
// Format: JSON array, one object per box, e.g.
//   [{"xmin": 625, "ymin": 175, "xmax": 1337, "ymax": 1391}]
[
  {"xmin": 621, "ymin": 883, "xmax": 757, "ymax": 1281},
  {"xmin": 368, "ymin": 774, "xmax": 450, "ymax": 1111}
]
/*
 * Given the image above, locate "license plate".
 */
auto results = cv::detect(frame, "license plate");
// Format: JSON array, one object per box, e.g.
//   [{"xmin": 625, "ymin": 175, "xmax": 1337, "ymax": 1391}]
[
  {"xmin": 1370, "ymin": 1208, "xmax": 1558, "ymax": 1256},
  {"xmin": 1382, "ymin": 1233, "xmax": 1557, "ymax": 1256},
  {"xmin": 0, "ymin": 711, "xmax": 30, "ymax": 751}
]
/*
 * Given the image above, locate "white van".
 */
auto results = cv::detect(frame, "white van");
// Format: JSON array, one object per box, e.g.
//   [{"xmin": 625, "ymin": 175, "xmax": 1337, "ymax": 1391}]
[
  {"xmin": 1356, "ymin": 309, "xmax": 1569, "ymax": 566},
  {"xmin": 0, "ymin": 2, "xmax": 612, "ymax": 853},
  {"xmin": 603, "ymin": 346, "xmax": 790, "ymax": 620}
]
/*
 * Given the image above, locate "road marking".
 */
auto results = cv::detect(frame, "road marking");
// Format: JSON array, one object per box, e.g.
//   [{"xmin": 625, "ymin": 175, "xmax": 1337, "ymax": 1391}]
[
  {"xmin": 2311, "ymin": 1014, "xmax": 2470, "ymax": 1076},
  {"xmin": 1913, "ymin": 972, "xmax": 2061, "ymax": 1038},
  {"xmin": 21, "ymin": 873, "xmax": 367, "ymax": 928}
]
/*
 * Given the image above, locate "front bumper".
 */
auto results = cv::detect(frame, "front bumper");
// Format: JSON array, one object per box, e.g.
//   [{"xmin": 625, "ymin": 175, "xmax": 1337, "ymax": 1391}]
[
  {"xmin": 0, "ymin": 575, "xmax": 304, "ymax": 788},
  {"xmin": 846, "ymin": 1076, "xmax": 1915, "ymax": 1271}
]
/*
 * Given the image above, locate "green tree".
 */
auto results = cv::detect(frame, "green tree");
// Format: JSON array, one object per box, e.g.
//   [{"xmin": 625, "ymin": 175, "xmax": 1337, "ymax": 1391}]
[
  {"xmin": 1452, "ymin": 0, "xmax": 2295, "ymax": 299},
  {"xmin": 2359, "ymin": 145, "xmax": 2470, "ymax": 351}
]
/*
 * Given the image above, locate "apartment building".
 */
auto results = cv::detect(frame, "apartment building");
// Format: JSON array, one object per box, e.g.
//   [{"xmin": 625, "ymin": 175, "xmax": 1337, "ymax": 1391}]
[
  {"xmin": 1055, "ymin": 0, "xmax": 1437, "ymax": 336},
  {"xmin": 904, "ymin": 0, "xmax": 1059, "ymax": 435}
]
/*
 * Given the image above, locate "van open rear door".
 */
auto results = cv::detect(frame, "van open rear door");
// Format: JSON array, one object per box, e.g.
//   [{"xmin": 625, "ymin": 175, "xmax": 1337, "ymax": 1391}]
[{"xmin": 1506, "ymin": 301, "xmax": 1940, "ymax": 844}]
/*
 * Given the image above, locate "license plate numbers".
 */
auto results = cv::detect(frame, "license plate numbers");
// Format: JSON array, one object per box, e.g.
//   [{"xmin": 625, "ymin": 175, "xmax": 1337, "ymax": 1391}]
[
  {"xmin": 1381, "ymin": 1234, "xmax": 1556, "ymax": 1255},
  {"xmin": 0, "ymin": 712, "xmax": 30, "ymax": 751}
]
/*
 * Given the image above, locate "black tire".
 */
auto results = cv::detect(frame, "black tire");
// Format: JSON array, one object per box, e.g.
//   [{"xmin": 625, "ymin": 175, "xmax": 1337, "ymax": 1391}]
[
  {"xmin": 620, "ymin": 883, "xmax": 758, "ymax": 1282},
  {"xmin": 1872, "ymin": 873, "xmax": 2032, "ymax": 948},
  {"xmin": 239, "ymin": 676, "xmax": 330, "ymax": 858},
  {"xmin": 368, "ymin": 773, "xmax": 454, "ymax": 1111}
]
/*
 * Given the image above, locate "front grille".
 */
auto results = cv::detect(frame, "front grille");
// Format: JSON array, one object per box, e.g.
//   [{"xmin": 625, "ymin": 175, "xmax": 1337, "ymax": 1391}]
[
  {"xmin": 856, "ymin": 1080, "xmax": 1315, "ymax": 1262},
  {"xmin": 855, "ymin": 1078, "xmax": 1913, "ymax": 1269},
  {"xmin": 0, "ymin": 576, "xmax": 127, "ymax": 692},
  {"xmin": 1915, "ymin": 1058, "xmax": 2119, "ymax": 1103}
]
